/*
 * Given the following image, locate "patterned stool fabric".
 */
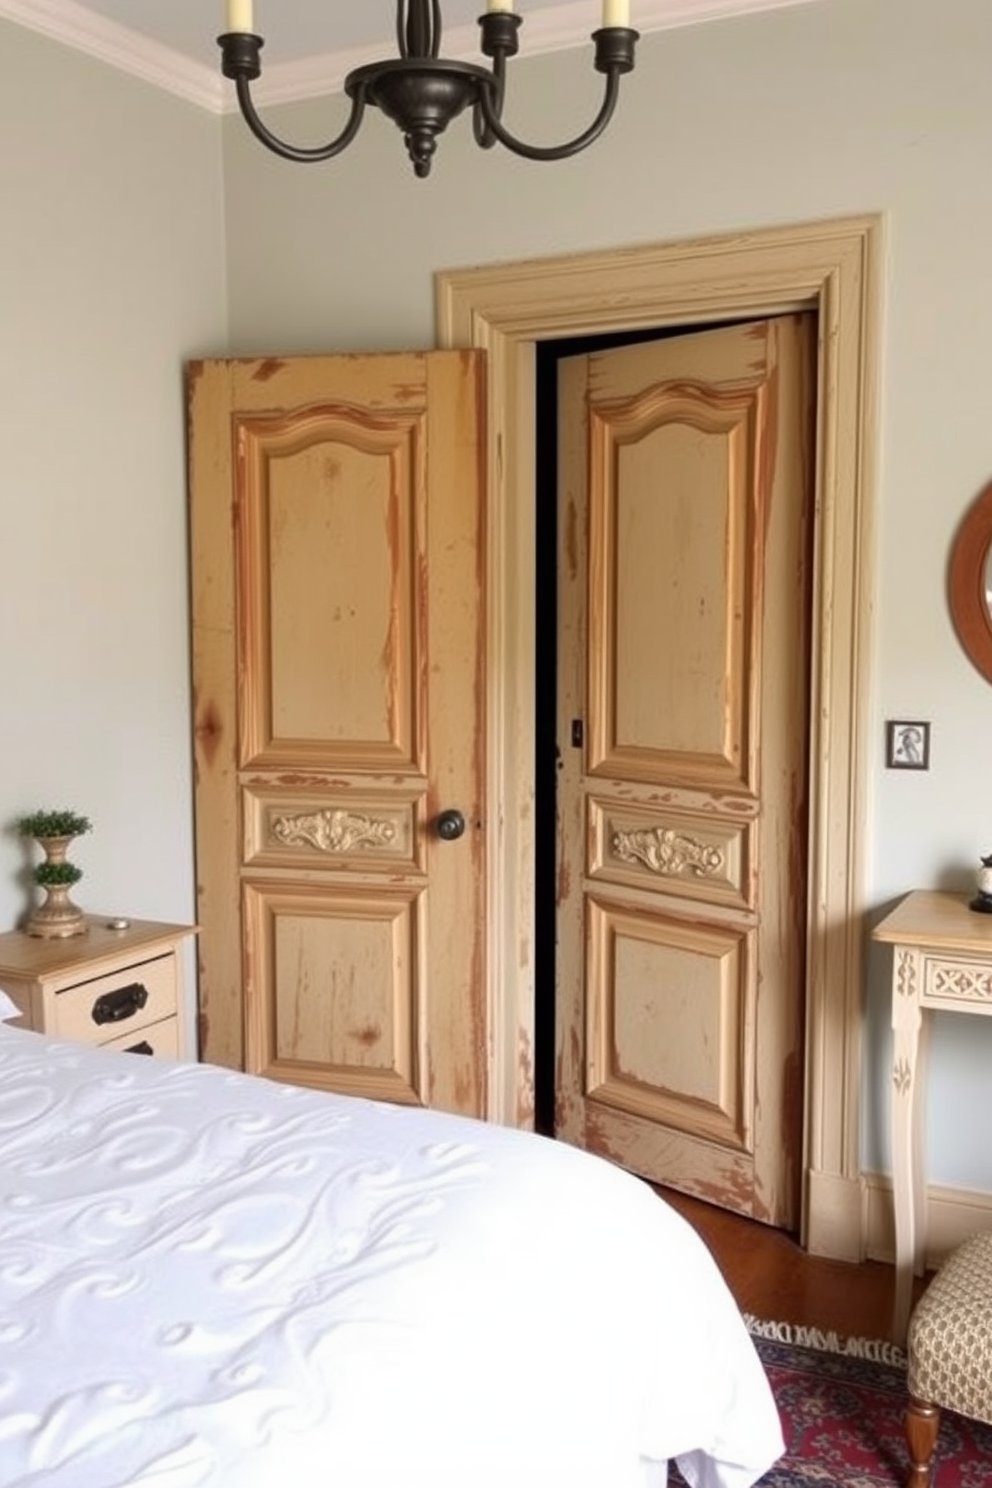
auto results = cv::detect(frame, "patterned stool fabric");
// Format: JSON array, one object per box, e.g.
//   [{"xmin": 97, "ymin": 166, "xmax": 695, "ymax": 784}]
[
  {"xmin": 908, "ymin": 1229, "xmax": 992, "ymax": 1423},
  {"xmin": 905, "ymin": 1230, "xmax": 992, "ymax": 1486}
]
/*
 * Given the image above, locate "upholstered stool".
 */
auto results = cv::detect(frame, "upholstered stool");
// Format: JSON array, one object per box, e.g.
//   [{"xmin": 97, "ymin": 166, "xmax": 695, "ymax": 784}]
[{"xmin": 905, "ymin": 1229, "xmax": 992, "ymax": 1486}]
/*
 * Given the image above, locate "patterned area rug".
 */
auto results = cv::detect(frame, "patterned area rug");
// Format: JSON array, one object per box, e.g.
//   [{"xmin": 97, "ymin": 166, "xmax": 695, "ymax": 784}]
[{"xmin": 669, "ymin": 1318, "xmax": 992, "ymax": 1486}]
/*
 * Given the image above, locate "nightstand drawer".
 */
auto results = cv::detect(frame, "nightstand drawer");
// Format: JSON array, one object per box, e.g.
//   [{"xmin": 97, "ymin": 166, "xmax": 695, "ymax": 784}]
[
  {"xmin": 54, "ymin": 954, "xmax": 178, "ymax": 1046},
  {"xmin": 100, "ymin": 1015, "xmax": 180, "ymax": 1059}
]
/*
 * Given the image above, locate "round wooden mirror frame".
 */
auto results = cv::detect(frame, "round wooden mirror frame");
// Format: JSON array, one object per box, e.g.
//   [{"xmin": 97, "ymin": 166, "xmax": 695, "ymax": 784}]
[{"xmin": 949, "ymin": 479, "xmax": 992, "ymax": 683}]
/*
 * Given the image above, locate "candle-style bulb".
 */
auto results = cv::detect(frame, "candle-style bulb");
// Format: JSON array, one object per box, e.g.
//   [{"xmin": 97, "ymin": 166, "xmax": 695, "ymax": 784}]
[
  {"xmin": 226, "ymin": 0, "xmax": 254, "ymax": 34},
  {"xmin": 602, "ymin": 0, "xmax": 630, "ymax": 26}
]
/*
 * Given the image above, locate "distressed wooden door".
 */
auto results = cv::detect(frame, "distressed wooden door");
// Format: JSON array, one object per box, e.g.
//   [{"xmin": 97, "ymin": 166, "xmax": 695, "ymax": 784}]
[
  {"xmin": 188, "ymin": 351, "xmax": 486, "ymax": 1115},
  {"xmin": 555, "ymin": 316, "xmax": 815, "ymax": 1227}
]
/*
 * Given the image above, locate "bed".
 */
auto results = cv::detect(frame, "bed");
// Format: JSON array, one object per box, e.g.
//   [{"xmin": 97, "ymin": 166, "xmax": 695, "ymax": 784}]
[{"xmin": 0, "ymin": 1013, "xmax": 783, "ymax": 1488}]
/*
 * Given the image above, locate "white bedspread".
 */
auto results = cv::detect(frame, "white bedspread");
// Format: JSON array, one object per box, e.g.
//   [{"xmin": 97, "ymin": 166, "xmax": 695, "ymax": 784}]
[{"xmin": 0, "ymin": 1027, "xmax": 782, "ymax": 1488}]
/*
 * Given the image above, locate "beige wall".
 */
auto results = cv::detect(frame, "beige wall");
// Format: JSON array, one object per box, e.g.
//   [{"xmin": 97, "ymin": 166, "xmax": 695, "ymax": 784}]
[
  {"xmin": 0, "ymin": 24, "xmax": 227, "ymax": 959},
  {"xmin": 220, "ymin": 0, "xmax": 992, "ymax": 1189}
]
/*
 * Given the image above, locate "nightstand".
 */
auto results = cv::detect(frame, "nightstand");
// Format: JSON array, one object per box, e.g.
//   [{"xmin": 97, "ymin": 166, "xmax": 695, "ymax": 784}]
[{"xmin": 0, "ymin": 916, "xmax": 197, "ymax": 1058}]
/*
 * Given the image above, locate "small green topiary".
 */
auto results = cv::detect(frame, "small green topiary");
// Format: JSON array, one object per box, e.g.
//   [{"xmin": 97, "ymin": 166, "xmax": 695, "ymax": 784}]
[
  {"xmin": 17, "ymin": 809, "xmax": 92, "ymax": 840},
  {"xmin": 33, "ymin": 861, "xmax": 83, "ymax": 887}
]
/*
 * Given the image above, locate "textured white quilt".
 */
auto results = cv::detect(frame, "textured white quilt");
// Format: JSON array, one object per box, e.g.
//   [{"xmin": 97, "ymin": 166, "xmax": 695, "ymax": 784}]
[{"xmin": 0, "ymin": 1027, "xmax": 783, "ymax": 1488}]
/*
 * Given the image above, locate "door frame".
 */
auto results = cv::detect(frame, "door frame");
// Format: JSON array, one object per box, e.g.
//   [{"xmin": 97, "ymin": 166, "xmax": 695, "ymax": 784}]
[{"xmin": 437, "ymin": 214, "xmax": 882, "ymax": 1260}]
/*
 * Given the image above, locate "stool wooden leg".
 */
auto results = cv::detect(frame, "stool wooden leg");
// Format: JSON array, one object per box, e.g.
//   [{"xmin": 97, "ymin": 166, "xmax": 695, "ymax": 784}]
[{"xmin": 905, "ymin": 1397, "xmax": 941, "ymax": 1487}]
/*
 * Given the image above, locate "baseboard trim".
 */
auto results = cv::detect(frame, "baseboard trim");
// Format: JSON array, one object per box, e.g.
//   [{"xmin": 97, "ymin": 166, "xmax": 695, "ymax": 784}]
[
  {"xmin": 864, "ymin": 1172, "xmax": 992, "ymax": 1268},
  {"xmin": 805, "ymin": 1167, "xmax": 865, "ymax": 1261}
]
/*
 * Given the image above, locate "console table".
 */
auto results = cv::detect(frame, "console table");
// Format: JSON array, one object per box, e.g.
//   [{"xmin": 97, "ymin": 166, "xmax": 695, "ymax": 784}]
[{"xmin": 872, "ymin": 890, "xmax": 992, "ymax": 1340}]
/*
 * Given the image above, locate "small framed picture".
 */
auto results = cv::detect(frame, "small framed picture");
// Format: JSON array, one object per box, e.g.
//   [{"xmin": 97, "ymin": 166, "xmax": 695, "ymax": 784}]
[{"xmin": 886, "ymin": 720, "xmax": 930, "ymax": 771}]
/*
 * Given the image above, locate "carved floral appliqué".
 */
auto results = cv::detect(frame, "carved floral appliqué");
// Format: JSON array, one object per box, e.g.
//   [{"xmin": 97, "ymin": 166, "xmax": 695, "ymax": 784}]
[
  {"xmin": 895, "ymin": 949, "xmax": 917, "ymax": 999},
  {"xmin": 892, "ymin": 1057, "xmax": 912, "ymax": 1096},
  {"xmin": 272, "ymin": 808, "xmax": 396, "ymax": 855},
  {"xmin": 611, "ymin": 826, "xmax": 724, "ymax": 878}
]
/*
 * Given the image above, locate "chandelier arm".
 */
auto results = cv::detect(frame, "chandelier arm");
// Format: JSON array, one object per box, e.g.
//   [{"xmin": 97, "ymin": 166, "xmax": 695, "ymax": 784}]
[
  {"xmin": 233, "ymin": 75, "xmax": 368, "ymax": 164},
  {"xmin": 472, "ymin": 54, "xmax": 505, "ymax": 149},
  {"xmin": 474, "ymin": 67, "xmax": 623, "ymax": 162},
  {"xmin": 220, "ymin": 18, "xmax": 636, "ymax": 173}
]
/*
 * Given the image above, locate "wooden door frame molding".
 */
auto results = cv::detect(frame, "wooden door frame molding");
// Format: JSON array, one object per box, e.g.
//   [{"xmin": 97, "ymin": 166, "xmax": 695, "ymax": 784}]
[{"xmin": 437, "ymin": 214, "xmax": 882, "ymax": 1260}]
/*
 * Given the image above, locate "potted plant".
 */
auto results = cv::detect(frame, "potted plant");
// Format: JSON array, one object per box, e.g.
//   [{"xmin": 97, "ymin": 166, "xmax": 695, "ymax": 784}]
[{"xmin": 17, "ymin": 809, "xmax": 92, "ymax": 938}]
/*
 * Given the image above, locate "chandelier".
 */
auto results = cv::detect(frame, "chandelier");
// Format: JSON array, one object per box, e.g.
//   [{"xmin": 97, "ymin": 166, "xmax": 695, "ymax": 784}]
[{"xmin": 219, "ymin": 2, "xmax": 638, "ymax": 178}]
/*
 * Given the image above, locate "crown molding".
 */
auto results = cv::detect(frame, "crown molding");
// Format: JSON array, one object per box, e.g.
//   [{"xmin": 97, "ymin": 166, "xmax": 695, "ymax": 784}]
[
  {"xmin": 0, "ymin": 0, "xmax": 817, "ymax": 114},
  {"xmin": 0, "ymin": 0, "xmax": 222, "ymax": 109}
]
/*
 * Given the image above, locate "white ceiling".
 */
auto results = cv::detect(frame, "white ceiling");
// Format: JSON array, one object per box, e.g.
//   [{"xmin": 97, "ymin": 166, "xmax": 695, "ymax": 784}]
[{"xmin": 0, "ymin": 0, "xmax": 820, "ymax": 112}]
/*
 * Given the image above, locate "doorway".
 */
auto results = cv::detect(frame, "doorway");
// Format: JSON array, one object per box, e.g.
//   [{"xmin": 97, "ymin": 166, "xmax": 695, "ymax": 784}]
[{"xmin": 437, "ymin": 216, "xmax": 880, "ymax": 1258}]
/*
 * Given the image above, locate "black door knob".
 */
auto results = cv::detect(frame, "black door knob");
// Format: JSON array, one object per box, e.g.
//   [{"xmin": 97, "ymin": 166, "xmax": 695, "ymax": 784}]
[{"xmin": 436, "ymin": 809, "xmax": 466, "ymax": 841}]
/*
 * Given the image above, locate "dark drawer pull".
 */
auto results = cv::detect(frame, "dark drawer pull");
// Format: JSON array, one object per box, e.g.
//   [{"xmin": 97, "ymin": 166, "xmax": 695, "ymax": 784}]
[
  {"xmin": 91, "ymin": 982, "xmax": 149, "ymax": 1026},
  {"xmin": 123, "ymin": 1039, "xmax": 154, "ymax": 1056}
]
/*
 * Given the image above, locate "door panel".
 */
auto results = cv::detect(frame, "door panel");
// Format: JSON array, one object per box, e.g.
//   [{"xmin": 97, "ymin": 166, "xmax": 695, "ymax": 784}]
[
  {"xmin": 585, "ymin": 897, "xmax": 752, "ymax": 1150},
  {"xmin": 555, "ymin": 317, "xmax": 815, "ymax": 1227},
  {"xmin": 238, "ymin": 402, "xmax": 423, "ymax": 768},
  {"xmin": 588, "ymin": 386, "xmax": 755, "ymax": 786},
  {"xmin": 188, "ymin": 351, "xmax": 486, "ymax": 1115},
  {"xmin": 243, "ymin": 879, "xmax": 424, "ymax": 1103},
  {"xmin": 590, "ymin": 796, "xmax": 749, "ymax": 911}
]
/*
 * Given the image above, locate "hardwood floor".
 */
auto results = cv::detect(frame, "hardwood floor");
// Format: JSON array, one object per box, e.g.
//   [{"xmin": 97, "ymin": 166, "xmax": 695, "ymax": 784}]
[{"xmin": 658, "ymin": 1187, "xmax": 929, "ymax": 1345}]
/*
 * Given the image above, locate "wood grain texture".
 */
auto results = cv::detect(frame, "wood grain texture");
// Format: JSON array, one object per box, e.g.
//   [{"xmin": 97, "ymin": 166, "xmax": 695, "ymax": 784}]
[
  {"xmin": 555, "ymin": 317, "xmax": 814, "ymax": 1229},
  {"xmin": 188, "ymin": 352, "xmax": 487, "ymax": 1115},
  {"xmin": 664, "ymin": 1185, "xmax": 930, "ymax": 1346}
]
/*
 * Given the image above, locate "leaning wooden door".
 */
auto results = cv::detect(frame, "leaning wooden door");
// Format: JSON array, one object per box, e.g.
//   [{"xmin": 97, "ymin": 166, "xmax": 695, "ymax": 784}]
[
  {"xmin": 555, "ymin": 317, "xmax": 815, "ymax": 1227},
  {"xmin": 187, "ymin": 351, "xmax": 486, "ymax": 1115}
]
